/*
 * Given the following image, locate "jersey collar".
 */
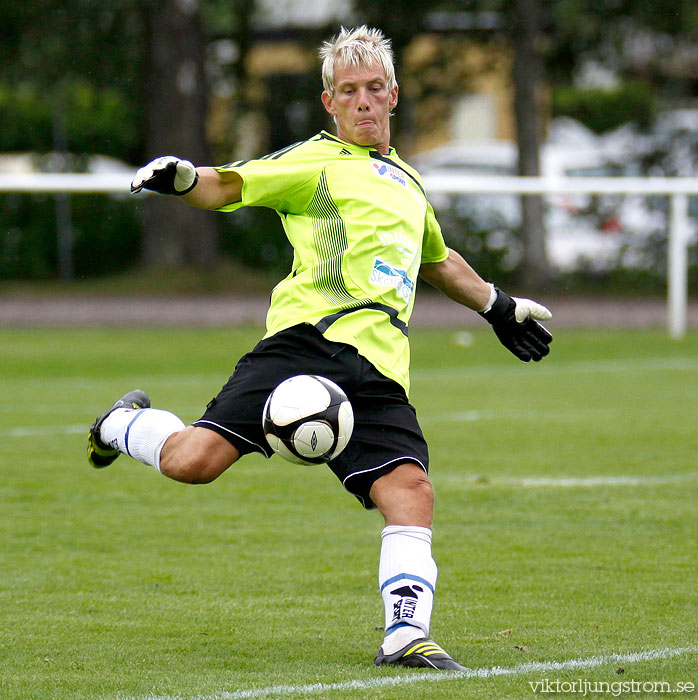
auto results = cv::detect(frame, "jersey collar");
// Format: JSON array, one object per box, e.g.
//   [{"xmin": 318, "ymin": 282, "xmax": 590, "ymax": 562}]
[{"xmin": 319, "ymin": 130, "xmax": 396, "ymax": 157}]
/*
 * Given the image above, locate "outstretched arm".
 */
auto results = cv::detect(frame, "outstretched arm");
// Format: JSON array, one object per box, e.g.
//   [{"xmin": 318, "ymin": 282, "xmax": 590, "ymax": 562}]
[
  {"xmin": 420, "ymin": 248, "xmax": 553, "ymax": 362},
  {"xmin": 181, "ymin": 167, "xmax": 243, "ymax": 210},
  {"xmin": 130, "ymin": 156, "xmax": 243, "ymax": 210}
]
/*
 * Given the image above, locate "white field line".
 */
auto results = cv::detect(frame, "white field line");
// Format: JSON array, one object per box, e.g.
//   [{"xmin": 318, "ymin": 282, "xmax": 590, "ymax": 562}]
[
  {"xmin": 515, "ymin": 475, "xmax": 688, "ymax": 488},
  {"xmin": 5, "ymin": 420, "xmax": 690, "ymax": 490},
  {"xmin": 0, "ymin": 373, "xmax": 225, "ymax": 391},
  {"xmin": 411, "ymin": 356, "xmax": 698, "ymax": 382},
  {"xmin": 6, "ymin": 423, "xmax": 692, "ymax": 490},
  {"xmin": 125, "ymin": 645, "xmax": 698, "ymax": 700},
  {"xmin": 3, "ymin": 356, "xmax": 697, "ymax": 394},
  {"xmin": 419, "ymin": 409, "xmax": 596, "ymax": 423},
  {"xmin": 422, "ymin": 410, "xmax": 496, "ymax": 423},
  {"xmin": 0, "ymin": 424, "xmax": 85, "ymax": 438},
  {"xmin": 4, "ymin": 356, "xmax": 695, "ymax": 437},
  {"xmin": 432, "ymin": 474, "xmax": 695, "ymax": 489}
]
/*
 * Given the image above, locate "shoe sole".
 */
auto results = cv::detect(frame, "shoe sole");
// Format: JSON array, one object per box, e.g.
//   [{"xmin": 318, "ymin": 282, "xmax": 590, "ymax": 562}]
[{"xmin": 374, "ymin": 637, "xmax": 466, "ymax": 671}]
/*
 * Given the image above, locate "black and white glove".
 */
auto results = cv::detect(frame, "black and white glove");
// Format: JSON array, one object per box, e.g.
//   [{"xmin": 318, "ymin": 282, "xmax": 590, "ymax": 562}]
[
  {"xmin": 130, "ymin": 156, "xmax": 199, "ymax": 195},
  {"xmin": 479, "ymin": 287, "xmax": 552, "ymax": 362}
]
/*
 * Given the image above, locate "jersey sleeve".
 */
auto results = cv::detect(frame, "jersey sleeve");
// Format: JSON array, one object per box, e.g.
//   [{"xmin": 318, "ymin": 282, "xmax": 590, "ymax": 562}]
[
  {"xmin": 421, "ymin": 200, "xmax": 449, "ymax": 263},
  {"xmin": 214, "ymin": 145, "xmax": 323, "ymax": 214}
]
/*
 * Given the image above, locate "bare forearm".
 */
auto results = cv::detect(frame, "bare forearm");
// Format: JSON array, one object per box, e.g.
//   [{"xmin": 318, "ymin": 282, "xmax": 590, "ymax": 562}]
[
  {"xmin": 419, "ymin": 248, "xmax": 492, "ymax": 311},
  {"xmin": 179, "ymin": 167, "xmax": 243, "ymax": 210}
]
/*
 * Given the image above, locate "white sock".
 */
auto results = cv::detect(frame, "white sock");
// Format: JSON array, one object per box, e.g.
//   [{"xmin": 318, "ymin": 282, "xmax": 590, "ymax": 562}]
[
  {"xmin": 100, "ymin": 407, "xmax": 185, "ymax": 472},
  {"xmin": 378, "ymin": 525, "xmax": 437, "ymax": 654}
]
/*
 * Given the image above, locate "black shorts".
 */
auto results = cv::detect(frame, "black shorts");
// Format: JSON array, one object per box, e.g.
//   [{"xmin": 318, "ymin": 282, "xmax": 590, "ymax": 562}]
[{"xmin": 193, "ymin": 324, "xmax": 429, "ymax": 508}]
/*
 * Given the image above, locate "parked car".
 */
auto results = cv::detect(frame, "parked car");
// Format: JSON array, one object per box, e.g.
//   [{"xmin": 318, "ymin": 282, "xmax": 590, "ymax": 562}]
[
  {"xmin": 412, "ymin": 114, "xmax": 698, "ymax": 272},
  {"xmin": 412, "ymin": 125, "xmax": 635, "ymax": 271}
]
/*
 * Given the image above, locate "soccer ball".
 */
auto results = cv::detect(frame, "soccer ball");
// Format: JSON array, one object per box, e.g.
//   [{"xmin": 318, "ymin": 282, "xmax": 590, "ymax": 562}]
[{"xmin": 262, "ymin": 375, "xmax": 354, "ymax": 464}]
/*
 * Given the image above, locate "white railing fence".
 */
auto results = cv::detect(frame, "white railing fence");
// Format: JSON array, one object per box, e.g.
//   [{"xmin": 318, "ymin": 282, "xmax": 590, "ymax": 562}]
[
  {"xmin": 1, "ymin": 173, "xmax": 697, "ymax": 337},
  {"xmin": 423, "ymin": 175, "xmax": 698, "ymax": 339}
]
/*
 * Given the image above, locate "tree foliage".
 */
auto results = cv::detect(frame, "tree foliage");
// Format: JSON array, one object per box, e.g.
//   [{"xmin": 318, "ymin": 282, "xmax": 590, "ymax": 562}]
[
  {"xmin": 2, "ymin": 0, "xmax": 697, "ymax": 282},
  {"xmin": 547, "ymin": 0, "xmax": 698, "ymax": 81},
  {"xmin": 0, "ymin": 1, "xmax": 143, "ymax": 89},
  {"xmin": 0, "ymin": 80, "xmax": 138, "ymax": 158},
  {"xmin": 0, "ymin": 1, "xmax": 145, "ymax": 159}
]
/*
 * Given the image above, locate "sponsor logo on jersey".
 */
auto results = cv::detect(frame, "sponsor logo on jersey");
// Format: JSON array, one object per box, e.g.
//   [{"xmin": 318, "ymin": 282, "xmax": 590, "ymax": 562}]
[
  {"xmin": 378, "ymin": 231, "xmax": 419, "ymax": 266},
  {"xmin": 370, "ymin": 258, "xmax": 415, "ymax": 302},
  {"xmin": 372, "ymin": 161, "xmax": 407, "ymax": 187}
]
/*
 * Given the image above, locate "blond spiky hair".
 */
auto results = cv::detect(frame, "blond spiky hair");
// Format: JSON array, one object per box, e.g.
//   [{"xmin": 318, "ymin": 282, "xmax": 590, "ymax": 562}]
[{"xmin": 319, "ymin": 25, "xmax": 397, "ymax": 96}]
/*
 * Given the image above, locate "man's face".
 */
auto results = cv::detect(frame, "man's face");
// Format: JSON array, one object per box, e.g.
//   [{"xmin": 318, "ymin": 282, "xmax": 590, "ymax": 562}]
[{"xmin": 321, "ymin": 62, "xmax": 398, "ymax": 154}]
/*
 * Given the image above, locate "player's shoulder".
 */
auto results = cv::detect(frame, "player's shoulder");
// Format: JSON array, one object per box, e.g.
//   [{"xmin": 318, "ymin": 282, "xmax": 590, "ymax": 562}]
[
  {"xmin": 219, "ymin": 132, "xmax": 342, "ymax": 170},
  {"xmin": 278, "ymin": 131, "xmax": 361, "ymax": 162}
]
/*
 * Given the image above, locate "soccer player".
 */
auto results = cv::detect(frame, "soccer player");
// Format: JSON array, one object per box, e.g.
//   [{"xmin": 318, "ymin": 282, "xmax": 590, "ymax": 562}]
[{"xmin": 88, "ymin": 26, "xmax": 552, "ymax": 670}]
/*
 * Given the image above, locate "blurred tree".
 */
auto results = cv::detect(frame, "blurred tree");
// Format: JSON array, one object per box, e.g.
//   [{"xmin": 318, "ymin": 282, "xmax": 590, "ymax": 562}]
[
  {"xmin": 547, "ymin": 0, "xmax": 698, "ymax": 88},
  {"xmin": 0, "ymin": 0, "xmax": 221, "ymax": 270},
  {"xmin": 0, "ymin": 0, "xmax": 144, "ymax": 161},
  {"xmin": 140, "ymin": 0, "xmax": 218, "ymax": 267},
  {"xmin": 2, "ymin": 0, "xmax": 696, "ymax": 282},
  {"xmin": 0, "ymin": 0, "xmax": 145, "ymax": 279},
  {"xmin": 511, "ymin": 0, "xmax": 548, "ymax": 287},
  {"xmin": 551, "ymin": 82, "xmax": 655, "ymax": 133},
  {"xmin": 201, "ymin": 0, "xmax": 257, "ymax": 162}
]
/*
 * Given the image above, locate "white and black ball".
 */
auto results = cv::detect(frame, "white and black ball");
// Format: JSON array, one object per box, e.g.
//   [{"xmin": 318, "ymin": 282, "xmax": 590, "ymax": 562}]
[{"xmin": 262, "ymin": 374, "xmax": 354, "ymax": 464}]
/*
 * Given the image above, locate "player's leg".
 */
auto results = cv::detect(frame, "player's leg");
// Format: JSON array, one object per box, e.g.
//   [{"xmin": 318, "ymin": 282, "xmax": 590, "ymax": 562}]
[
  {"xmin": 88, "ymin": 390, "xmax": 241, "ymax": 481},
  {"xmin": 324, "ymin": 349, "xmax": 466, "ymax": 671},
  {"xmin": 369, "ymin": 461, "xmax": 433, "ymax": 527},
  {"xmin": 369, "ymin": 464, "xmax": 464, "ymax": 670},
  {"xmin": 370, "ymin": 463, "xmax": 436, "ymax": 648},
  {"xmin": 87, "ymin": 327, "xmax": 347, "ymax": 480}
]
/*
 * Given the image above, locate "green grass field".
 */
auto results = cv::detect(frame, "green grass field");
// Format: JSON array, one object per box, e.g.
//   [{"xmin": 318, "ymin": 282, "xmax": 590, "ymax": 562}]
[{"xmin": 1, "ymin": 326, "xmax": 696, "ymax": 700}]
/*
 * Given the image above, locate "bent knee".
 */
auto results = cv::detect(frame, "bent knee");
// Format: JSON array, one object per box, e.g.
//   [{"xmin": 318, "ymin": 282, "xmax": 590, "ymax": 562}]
[
  {"xmin": 370, "ymin": 462, "xmax": 434, "ymax": 527},
  {"xmin": 389, "ymin": 462, "xmax": 433, "ymax": 495},
  {"xmin": 402, "ymin": 469, "xmax": 434, "ymax": 502}
]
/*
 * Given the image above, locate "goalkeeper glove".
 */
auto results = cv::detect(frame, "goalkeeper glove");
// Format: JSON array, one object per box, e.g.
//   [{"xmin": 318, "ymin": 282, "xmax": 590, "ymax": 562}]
[
  {"xmin": 479, "ymin": 287, "xmax": 552, "ymax": 362},
  {"xmin": 130, "ymin": 156, "xmax": 198, "ymax": 195}
]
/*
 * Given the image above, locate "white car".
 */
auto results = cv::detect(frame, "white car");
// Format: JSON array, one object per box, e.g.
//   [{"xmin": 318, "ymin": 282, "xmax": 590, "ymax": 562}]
[{"xmin": 412, "ymin": 127, "xmax": 635, "ymax": 272}]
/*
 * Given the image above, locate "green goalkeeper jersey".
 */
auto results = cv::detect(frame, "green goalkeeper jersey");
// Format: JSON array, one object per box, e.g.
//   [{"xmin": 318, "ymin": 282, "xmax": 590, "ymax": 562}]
[{"xmin": 216, "ymin": 131, "xmax": 449, "ymax": 394}]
